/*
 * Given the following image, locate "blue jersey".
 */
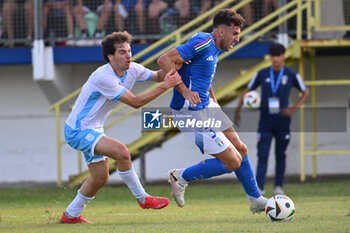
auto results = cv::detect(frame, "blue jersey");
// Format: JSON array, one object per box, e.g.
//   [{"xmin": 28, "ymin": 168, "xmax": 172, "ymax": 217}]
[
  {"xmin": 248, "ymin": 66, "xmax": 306, "ymax": 130},
  {"xmin": 170, "ymin": 32, "xmax": 220, "ymax": 110}
]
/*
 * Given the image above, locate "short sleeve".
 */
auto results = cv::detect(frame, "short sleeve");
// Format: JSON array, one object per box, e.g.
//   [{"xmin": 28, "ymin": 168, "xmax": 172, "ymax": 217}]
[
  {"xmin": 176, "ymin": 33, "xmax": 207, "ymax": 62},
  {"xmin": 132, "ymin": 62, "xmax": 153, "ymax": 82},
  {"xmin": 247, "ymin": 72, "xmax": 260, "ymax": 90},
  {"xmin": 95, "ymin": 75, "xmax": 127, "ymax": 101},
  {"xmin": 293, "ymin": 73, "xmax": 307, "ymax": 92}
]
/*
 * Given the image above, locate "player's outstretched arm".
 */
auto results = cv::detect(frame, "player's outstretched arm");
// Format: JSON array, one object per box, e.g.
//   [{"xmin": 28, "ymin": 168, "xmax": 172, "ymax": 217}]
[
  {"xmin": 119, "ymin": 69, "xmax": 181, "ymax": 109},
  {"xmin": 149, "ymin": 69, "xmax": 166, "ymax": 82},
  {"xmin": 158, "ymin": 48, "xmax": 201, "ymax": 107}
]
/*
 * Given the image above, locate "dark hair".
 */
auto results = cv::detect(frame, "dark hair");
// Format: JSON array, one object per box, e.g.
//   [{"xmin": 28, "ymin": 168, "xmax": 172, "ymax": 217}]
[
  {"xmin": 213, "ymin": 9, "xmax": 245, "ymax": 29},
  {"xmin": 269, "ymin": 43, "xmax": 286, "ymax": 56},
  {"xmin": 102, "ymin": 31, "xmax": 133, "ymax": 62}
]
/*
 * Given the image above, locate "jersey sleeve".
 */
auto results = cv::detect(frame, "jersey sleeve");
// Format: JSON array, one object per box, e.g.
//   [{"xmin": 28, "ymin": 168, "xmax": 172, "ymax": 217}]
[
  {"xmin": 175, "ymin": 34, "xmax": 205, "ymax": 62},
  {"xmin": 293, "ymin": 73, "xmax": 307, "ymax": 92},
  {"xmin": 132, "ymin": 62, "xmax": 153, "ymax": 82},
  {"xmin": 95, "ymin": 75, "xmax": 127, "ymax": 101},
  {"xmin": 247, "ymin": 72, "xmax": 260, "ymax": 90}
]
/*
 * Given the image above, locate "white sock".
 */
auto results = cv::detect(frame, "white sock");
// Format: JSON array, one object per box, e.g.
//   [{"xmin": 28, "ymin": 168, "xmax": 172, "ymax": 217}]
[
  {"xmin": 248, "ymin": 195, "xmax": 265, "ymax": 202},
  {"xmin": 66, "ymin": 190, "xmax": 94, "ymax": 218},
  {"xmin": 117, "ymin": 167, "xmax": 149, "ymax": 203}
]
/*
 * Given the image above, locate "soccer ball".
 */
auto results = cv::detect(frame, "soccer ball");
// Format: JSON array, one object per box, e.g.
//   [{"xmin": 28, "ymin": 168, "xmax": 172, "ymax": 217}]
[
  {"xmin": 265, "ymin": 195, "xmax": 295, "ymax": 222},
  {"xmin": 243, "ymin": 90, "xmax": 260, "ymax": 109}
]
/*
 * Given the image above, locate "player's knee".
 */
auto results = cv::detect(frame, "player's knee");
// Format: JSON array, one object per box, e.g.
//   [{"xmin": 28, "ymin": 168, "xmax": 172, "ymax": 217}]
[
  {"xmin": 97, "ymin": 175, "xmax": 109, "ymax": 188},
  {"xmin": 226, "ymin": 154, "xmax": 242, "ymax": 171},
  {"xmin": 116, "ymin": 145, "xmax": 131, "ymax": 162},
  {"xmin": 91, "ymin": 172, "xmax": 109, "ymax": 188}
]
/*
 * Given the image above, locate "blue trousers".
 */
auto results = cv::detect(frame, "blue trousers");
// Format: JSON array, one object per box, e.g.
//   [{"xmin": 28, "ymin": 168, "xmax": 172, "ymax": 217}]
[{"xmin": 256, "ymin": 131, "xmax": 290, "ymax": 189}]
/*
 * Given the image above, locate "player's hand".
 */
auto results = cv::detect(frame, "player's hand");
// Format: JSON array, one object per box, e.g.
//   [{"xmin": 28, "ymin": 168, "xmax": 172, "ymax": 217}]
[
  {"xmin": 175, "ymin": 60, "xmax": 191, "ymax": 70},
  {"xmin": 163, "ymin": 69, "xmax": 181, "ymax": 89},
  {"xmin": 280, "ymin": 107, "xmax": 296, "ymax": 117},
  {"xmin": 234, "ymin": 108, "xmax": 241, "ymax": 126},
  {"xmin": 183, "ymin": 89, "xmax": 201, "ymax": 108}
]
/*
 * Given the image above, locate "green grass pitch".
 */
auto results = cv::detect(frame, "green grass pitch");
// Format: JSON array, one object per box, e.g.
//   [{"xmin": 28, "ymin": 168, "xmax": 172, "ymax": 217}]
[{"xmin": 0, "ymin": 181, "xmax": 349, "ymax": 233}]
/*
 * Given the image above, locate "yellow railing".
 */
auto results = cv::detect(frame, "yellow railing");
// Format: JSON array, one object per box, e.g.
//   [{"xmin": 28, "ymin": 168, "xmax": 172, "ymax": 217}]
[
  {"xmin": 50, "ymin": 0, "xmax": 316, "ymax": 187},
  {"xmin": 312, "ymin": 0, "xmax": 350, "ymax": 32},
  {"xmin": 298, "ymin": 40, "xmax": 350, "ymax": 182}
]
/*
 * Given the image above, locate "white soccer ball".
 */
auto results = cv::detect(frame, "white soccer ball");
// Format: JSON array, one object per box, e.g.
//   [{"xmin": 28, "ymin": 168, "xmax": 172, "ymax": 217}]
[
  {"xmin": 243, "ymin": 90, "xmax": 260, "ymax": 109},
  {"xmin": 265, "ymin": 195, "xmax": 295, "ymax": 222}
]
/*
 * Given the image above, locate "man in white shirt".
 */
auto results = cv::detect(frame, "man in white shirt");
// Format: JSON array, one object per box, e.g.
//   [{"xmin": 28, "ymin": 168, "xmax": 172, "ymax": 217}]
[{"xmin": 61, "ymin": 31, "xmax": 181, "ymax": 224}]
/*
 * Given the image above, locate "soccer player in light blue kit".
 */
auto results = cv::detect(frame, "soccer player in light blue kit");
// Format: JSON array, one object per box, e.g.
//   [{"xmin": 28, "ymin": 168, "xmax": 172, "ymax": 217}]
[
  {"xmin": 60, "ymin": 31, "xmax": 181, "ymax": 224},
  {"xmin": 157, "ymin": 9, "xmax": 267, "ymax": 213}
]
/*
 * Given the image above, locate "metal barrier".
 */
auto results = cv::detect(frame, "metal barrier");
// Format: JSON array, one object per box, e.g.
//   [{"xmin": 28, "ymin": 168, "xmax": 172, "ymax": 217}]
[{"xmin": 298, "ymin": 40, "xmax": 350, "ymax": 182}]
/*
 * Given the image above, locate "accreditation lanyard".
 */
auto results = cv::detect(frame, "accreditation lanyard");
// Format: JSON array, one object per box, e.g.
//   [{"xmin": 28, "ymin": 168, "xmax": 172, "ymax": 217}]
[
  {"xmin": 268, "ymin": 67, "xmax": 284, "ymax": 114},
  {"xmin": 270, "ymin": 67, "xmax": 284, "ymax": 96}
]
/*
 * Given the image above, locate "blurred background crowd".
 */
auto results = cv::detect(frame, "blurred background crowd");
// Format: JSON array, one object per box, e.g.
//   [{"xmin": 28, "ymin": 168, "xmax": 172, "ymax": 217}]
[{"xmin": 0, "ymin": 0, "xmax": 312, "ymax": 47}]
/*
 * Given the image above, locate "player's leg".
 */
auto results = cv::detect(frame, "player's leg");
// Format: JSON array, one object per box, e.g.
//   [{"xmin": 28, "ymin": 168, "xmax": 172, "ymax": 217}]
[
  {"xmin": 168, "ymin": 129, "xmax": 235, "ymax": 207},
  {"xmin": 95, "ymin": 135, "xmax": 169, "ymax": 209},
  {"xmin": 61, "ymin": 159, "xmax": 109, "ymax": 224},
  {"xmin": 223, "ymin": 127, "xmax": 261, "ymax": 197},
  {"xmin": 178, "ymin": 101, "xmax": 241, "ymax": 181},
  {"xmin": 223, "ymin": 126, "xmax": 266, "ymax": 214},
  {"xmin": 273, "ymin": 131, "xmax": 290, "ymax": 195},
  {"xmin": 168, "ymin": 104, "xmax": 240, "ymax": 207},
  {"xmin": 256, "ymin": 131, "xmax": 273, "ymax": 191}
]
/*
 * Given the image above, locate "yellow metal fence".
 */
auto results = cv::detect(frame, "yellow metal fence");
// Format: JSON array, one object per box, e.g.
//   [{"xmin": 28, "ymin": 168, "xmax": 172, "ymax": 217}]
[{"xmin": 298, "ymin": 40, "xmax": 350, "ymax": 181}]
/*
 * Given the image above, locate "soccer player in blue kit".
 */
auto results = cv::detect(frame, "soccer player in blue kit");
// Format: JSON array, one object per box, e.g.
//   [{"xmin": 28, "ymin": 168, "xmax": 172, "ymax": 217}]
[
  {"xmin": 157, "ymin": 9, "xmax": 267, "ymax": 213},
  {"xmin": 235, "ymin": 43, "xmax": 309, "ymax": 195}
]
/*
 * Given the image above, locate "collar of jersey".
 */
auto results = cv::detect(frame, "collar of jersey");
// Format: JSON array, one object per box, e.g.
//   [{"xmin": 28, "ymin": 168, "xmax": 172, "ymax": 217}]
[
  {"xmin": 115, "ymin": 71, "xmax": 128, "ymax": 83},
  {"xmin": 108, "ymin": 63, "xmax": 128, "ymax": 83},
  {"xmin": 210, "ymin": 33, "xmax": 219, "ymax": 52}
]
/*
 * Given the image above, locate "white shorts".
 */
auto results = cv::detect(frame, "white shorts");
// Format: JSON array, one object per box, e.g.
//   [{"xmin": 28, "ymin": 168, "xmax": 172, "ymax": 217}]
[{"xmin": 172, "ymin": 99, "xmax": 233, "ymax": 155}]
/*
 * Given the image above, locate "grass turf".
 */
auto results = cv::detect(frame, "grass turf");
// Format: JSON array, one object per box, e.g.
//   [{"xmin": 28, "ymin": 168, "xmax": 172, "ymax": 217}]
[{"xmin": 0, "ymin": 181, "xmax": 349, "ymax": 233}]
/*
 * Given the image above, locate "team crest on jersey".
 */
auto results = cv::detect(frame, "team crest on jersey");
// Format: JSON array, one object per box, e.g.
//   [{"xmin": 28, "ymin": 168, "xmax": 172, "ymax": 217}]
[
  {"xmin": 143, "ymin": 109, "xmax": 162, "ymax": 129},
  {"xmin": 282, "ymin": 75, "xmax": 288, "ymax": 85}
]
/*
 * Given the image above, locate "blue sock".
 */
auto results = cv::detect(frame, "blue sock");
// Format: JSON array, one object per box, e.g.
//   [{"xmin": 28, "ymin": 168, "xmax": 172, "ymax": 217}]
[
  {"xmin": 234, "ymin": 155, "xmax": 261, "ymax": 198},
  {"xmin": 181, "ymin": 158, "xmax": 231, "ymax": 182}
]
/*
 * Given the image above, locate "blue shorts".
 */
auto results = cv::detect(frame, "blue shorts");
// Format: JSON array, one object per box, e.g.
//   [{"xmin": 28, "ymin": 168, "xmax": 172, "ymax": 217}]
[{"xmin": 65, "ymin": 124, "xmax": 107, "ymax": 164}]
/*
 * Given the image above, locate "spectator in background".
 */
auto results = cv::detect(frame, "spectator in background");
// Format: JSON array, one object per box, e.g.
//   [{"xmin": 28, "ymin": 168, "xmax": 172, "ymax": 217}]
[
  {"xmin": 73, "ymin": 0, "xmax": 112, "ymax": 39},
  {"xmin": 343, "ymin": 0, "xmax": 350, "ymax": 38},
  {"xmin": 174, "ymin": 0, "xmax": 189, "ymax": 26},
  {"xmin": 148, "ymin": 0, "xmax": 168, "ymax": 34},
  {"xmin": 240, "ymin": 0, "xmax": 254, "ymax": 28},
  {"xmin": 235, "ymin": 43, "xmax": 309, "ymax": 195},
  {"xmin": 114, "ymin": 0, "xmax": 147, "ymax": 37},
  {"xmin": 263, "ymin": 0, "xmax": 277, "ymax": 18},
  {"xmin": 44, "ymin": 0, "xmax": 74, "ymax": 42},
  {"xmin": 1, "ymin": 0, "xmax": 33, "ymax": 47},
  {"xmin": 173, "ymin": 0, "xmax": 226, "ymax": 28}
]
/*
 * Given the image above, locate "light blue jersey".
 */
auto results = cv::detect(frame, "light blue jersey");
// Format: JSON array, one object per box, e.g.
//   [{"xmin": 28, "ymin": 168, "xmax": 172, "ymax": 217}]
[
  {"xmin": 65, "ymin": 62, "xmax": 152, "ymax": 163},
  {"xmin": 170, "ymin": 32, "xmax": 220, "ymax": 110},
  {"xmin": 66, "ymin": 62, "xmax": 152, "ymax": 131}
]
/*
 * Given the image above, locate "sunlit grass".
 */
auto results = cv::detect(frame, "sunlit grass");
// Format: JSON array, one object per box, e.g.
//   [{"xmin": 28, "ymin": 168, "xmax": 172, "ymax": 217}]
[{"xmin": 0, "ymin": 181, "xmax": 349, "ymax": 232}]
